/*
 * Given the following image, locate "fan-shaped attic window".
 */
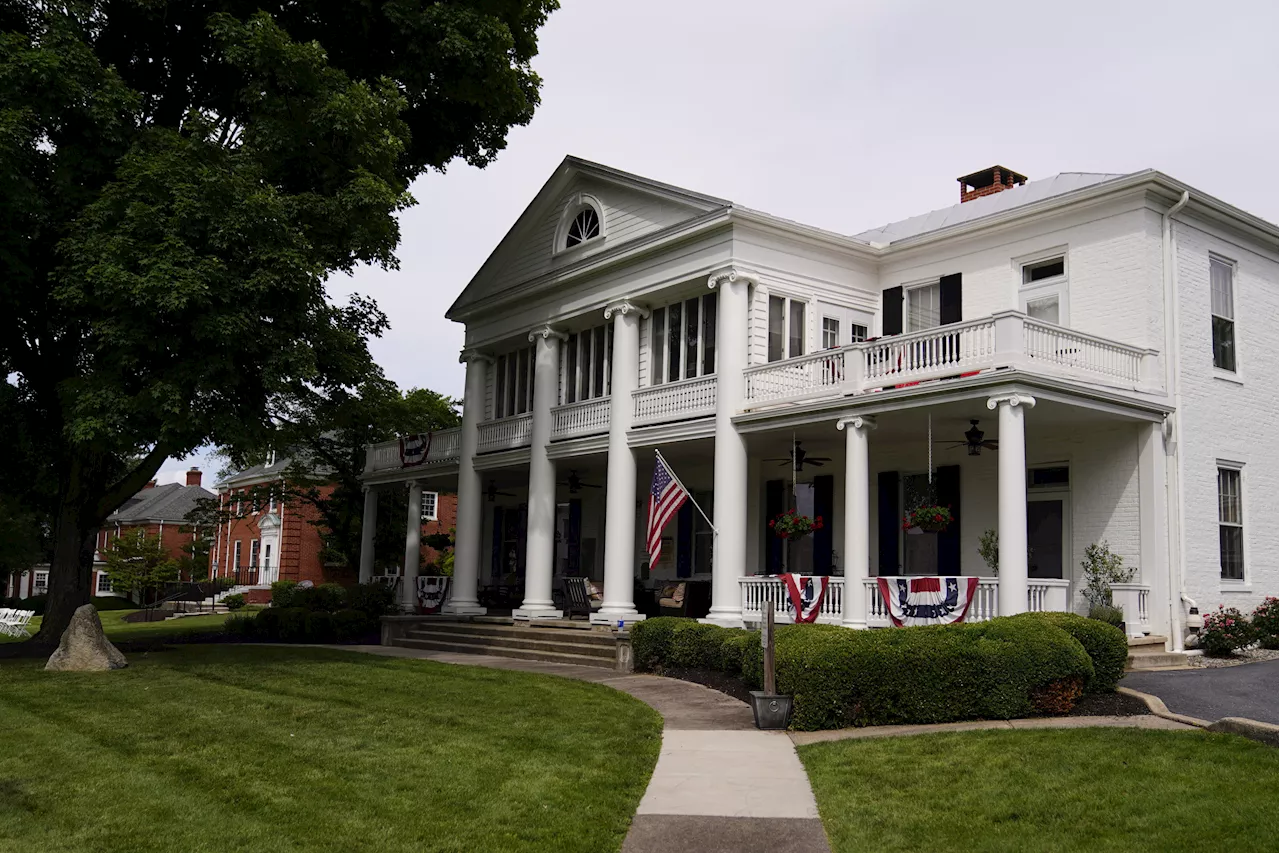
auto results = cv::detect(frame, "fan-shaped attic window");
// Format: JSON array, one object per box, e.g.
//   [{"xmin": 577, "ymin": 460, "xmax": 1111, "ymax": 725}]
[{"xmin": 565, "ymin": 207, "xmax": 600, "ymax": 248}]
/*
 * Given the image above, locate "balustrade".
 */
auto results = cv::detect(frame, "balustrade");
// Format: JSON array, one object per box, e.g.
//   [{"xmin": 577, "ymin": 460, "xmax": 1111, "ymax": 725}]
[{"xmin": 551, "ymin": 397, "xmax": 611, "ymax": 440}]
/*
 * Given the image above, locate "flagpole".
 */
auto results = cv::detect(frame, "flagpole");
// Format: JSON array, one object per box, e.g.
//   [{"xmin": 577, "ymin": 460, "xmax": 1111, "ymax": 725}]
[{"xmin": 654, "ymin": 449, "xmax": 718, "ymax": 535}]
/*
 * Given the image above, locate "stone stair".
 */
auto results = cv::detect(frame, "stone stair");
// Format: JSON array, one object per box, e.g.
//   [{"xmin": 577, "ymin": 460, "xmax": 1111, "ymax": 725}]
[
  {"xmin": 1126, "ymin": 635, "xmax": 1188, "ymax": 671},
  {"xmin": 390, "ymin": 620, "xmax": 619, "ymax": 669}
]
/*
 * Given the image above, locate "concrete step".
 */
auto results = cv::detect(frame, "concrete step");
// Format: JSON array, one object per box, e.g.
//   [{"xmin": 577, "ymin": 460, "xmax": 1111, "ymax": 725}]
[
  {"xmin": 411, "ymin": 622, "xmax": 616, "ymax": 647},
  {"xmin": 404, "ymin": 628, "xmax": 614, "ymax": 659},
  {"xmin": 1128, "ymin": 635, "xmax": 1169, "ymax": 648},
  {"xmin": 391, "ymin": 637, "xmax": 616, "ymax": 669},
  {"xmin": 1127, "ymin": 651, "xmax": 1189, "ymax": 670}
]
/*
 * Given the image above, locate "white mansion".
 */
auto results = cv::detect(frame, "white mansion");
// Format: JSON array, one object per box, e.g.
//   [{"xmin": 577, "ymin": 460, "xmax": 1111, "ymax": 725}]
[{"xmin": 359, "ymin": 159, "xmax": 1277, "ymax": 651}]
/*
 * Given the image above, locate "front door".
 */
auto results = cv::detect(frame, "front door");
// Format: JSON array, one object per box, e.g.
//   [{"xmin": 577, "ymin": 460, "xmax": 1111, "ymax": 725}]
[{"xmin": 1027, "ymin": 499, "xmax": 1065, "ymax": 579}]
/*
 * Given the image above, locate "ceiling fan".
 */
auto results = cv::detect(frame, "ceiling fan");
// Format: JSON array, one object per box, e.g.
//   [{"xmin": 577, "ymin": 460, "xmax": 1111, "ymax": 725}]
[
  {"xmin": 936, "ymin": 419, "xmax": 999, "ymax": 456},
  {"xmin": 486, "ymin": 481, "xmax": 517, "ymax": 502},
  {"xmin": 559, "ymin": 470, "xmax": 602, "ymax": 494},
  {"xmin": 765, "ymin": 441, "xmax": 832, "ymax": 470}
]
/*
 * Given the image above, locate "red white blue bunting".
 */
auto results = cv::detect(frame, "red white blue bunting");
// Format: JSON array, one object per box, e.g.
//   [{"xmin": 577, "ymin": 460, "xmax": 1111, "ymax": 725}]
[
  {"xmin": 875, "ymin": 576, "xmax": 979, "ymax": 627},
  {"xmin": 779, "ymin": 574, "xmax": 829, "ymax": 623},
  {"xmin": 416, "ymin": 576, "xmax": 450, "ymax": 613},
  {"xmin": 399, "ymin": 433, "xmax": 433, "ymax": 467}
]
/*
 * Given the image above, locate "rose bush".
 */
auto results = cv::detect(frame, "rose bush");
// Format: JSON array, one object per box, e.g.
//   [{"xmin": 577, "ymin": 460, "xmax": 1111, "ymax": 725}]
[{"xmin": 1200, "ymin": 605, "xmax": 1256, "ymax": 656}]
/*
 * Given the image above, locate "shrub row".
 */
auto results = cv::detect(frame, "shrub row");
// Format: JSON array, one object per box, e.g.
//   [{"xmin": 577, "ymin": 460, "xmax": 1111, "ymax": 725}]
[
  {"xmin": 269, "ymin": 581, "xmax": 396, "ymax": 617},
  {"xmin": 631, "ymin": 612, "xmax": 1128, "ymax": 731},
  {"xmin": 225, "ymin": 607, "xmax": 376, "ymax": 643},
  {"xmin": 2, "ymin": 595, "xmax": 137, "ymax": 615}
]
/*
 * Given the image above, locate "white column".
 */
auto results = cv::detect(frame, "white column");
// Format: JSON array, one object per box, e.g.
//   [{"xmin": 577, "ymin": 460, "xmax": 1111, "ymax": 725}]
[
  {"xmin": 838, "ymin": 415, "xmax": 876, "ymax": 628},
  {"xmin": 514, "ymin": 326, "xmax": 565, "ymax": 620},
  {"xmin": 402, "ymin": 480, "xmax": 423, "ymax": 612},
  {"xmin": 443, "ymin": 352, "xmax": 489, "ymax": 616},
  {"xmin": 988, "ymin": 393, "xmax": 1035, "ymax": 617},
  {"xmin": 595, "ymin": 300, "xmax": 647, "ymax": 626},
  {"xmin": 705, "ymin": 267, "xmax": 755, "ymax": 627},
  {"xmin": 358, "ymin": 486, "xmax": 378, "ymax": 584},
  {"xmin": 1137, "ymin": 420, "xmax": 1169, "ymax": 639}
]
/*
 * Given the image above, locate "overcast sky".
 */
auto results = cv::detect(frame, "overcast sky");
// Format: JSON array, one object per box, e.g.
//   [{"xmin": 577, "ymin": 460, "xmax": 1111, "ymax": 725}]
[{"xmin": 158, "ymin": 0, "xmax": 1279, "ymax": 484}]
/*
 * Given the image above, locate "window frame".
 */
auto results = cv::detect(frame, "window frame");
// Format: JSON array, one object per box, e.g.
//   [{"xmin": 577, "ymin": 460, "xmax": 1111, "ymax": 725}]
[
  {"xmin": 554, "ymin": 193, "xmax": 606, "ymax": 255},
  {"xmin": 249, "ymin": 539, "xmax": 261, "ymax": 569},
  {"xmin": 648, "ymin": 292, "xmax": 718, "ymax": 385},
  {"xmin": 494, "ymin": 345, "xmax": 536, "ymax": 419},
  {"xmin": 420, "ymin": 490, "xmax": 439, "ymax": 522},
  {"xmin": 97, "ymin": 572, "xmax": 113, "ymax": 594},
  {"xmin": 767, "ymin": 294, "xmax": 809, "ymax": 362},
  {"xmin": 33, "ymin": 570, "xmax": 49, "ymax": 594},
  {"xmin": 1018, "ymin": 250, "xmax": 1070, "ymax": 327},
  {"xmin": 1216, "ymin": 462, "xmax": 1246, "ymax": 584},
  {"xmin": 563, "ymin": 323, "xmax": 614, "ymax": 404},
  {"xmin": 905, "ymin": 281, "xmax": 942, "ymax": 333},
  {"xmin": 233, "ymin": 540, "xmax": 242, "ymax": 569},
  {"xmin": 1209, "ymin": 254, "xmax": 1237, "ymax": 375}
]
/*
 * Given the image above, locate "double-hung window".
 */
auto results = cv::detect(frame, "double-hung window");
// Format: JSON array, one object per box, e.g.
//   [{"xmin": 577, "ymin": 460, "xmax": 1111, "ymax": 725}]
[
  {"xmin": 1217, "ymin": 466, "xmax": 1244, "ymax": 581},
  {"xmin": 1020, "ymin": 255, "xmax": 1068, "ymax": 326},
  {"xmin": 233, "ymin": 540, "xmax": 242, "ymax": 569},
  {"xmin": 249, "ymin": 540, "xmax": 261, "ymax": 569},
  {"xmin": 494, "ymin": 345, "xmax": 535, "ymax": 418},
  {"xmin": 564, "ymin": 324, "xmax": 613, "ymax": 403},
  {"xmin": 767, "ymin": 296, "xmax": 806, "ymax": 362},
  {"xmin": 650, "ymin": 292, "xmax": 717, "ymax": 384},
  {"xmin": 420, "ymin": 490, "xmax": 439, "ymax": 522},
  {"xmin": 97, "ymin": 573, "xmax": 113, "ymax": 594},
  {"xmin": 906, "ymin": 283, "xmax": 941, "ymax": 332},
  {"xmin": 1210, "ymin": 256, "xmax": 1236, "ymax": 372}
]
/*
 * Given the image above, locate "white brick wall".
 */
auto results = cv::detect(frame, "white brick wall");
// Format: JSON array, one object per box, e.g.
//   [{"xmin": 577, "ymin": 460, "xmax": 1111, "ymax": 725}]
[{"xmin": 1174, "ymin": 219, "xmax": 1279, "ymax": 615}]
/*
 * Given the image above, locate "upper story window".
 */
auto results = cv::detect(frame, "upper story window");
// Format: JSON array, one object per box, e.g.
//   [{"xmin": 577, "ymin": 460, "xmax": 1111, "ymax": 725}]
[
  {"xmin": 556, "ymin": 194, "xmax": 606, "ymax": 253},
  {"xmin": 906, "ymin": 283, "xmax": 940, "ymax": 332},
  {"xmin": 1020, "ymin": 254, "xmax": 1068, "ymax": 326},
  {"xmin": 1210, "ymin": 256, "xmax": 1236, "ymax": 372},
  {"xmin": 566, "ymin": 208, "xmax": 600, "ymax": 248},
  {"xmin": 564, "ymin": 324, "xmax": 613, "ymax": 403},
  {"xmin": 494, "ymin": 345, "xmax": 535, "ymax": 419},
  {"xmin": 420, "ymin": 491, "xmax": 439, "ymax": 522},
  {"xmin": 768, "ymin": 296, "xmax": 805, "ymax": 361},
  {"xmin": 651, "ymin": 293, "xmax": 717, "ymax": 383}
]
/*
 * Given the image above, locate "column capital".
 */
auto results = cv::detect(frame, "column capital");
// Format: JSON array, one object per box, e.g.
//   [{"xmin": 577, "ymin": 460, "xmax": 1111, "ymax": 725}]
[
  {"xmin": 603, "ymin": 299, "xmax": 649, "ymax": 320},
  {"xmin": 458, "ymin": 349, "xmax": 494, "ymax": 365},
  {"xmin": 986, "ymin": 393, "xmax": 1037, "ymax": 411},
  {"xmin": 528, "ymin": 325, "xmax": 568, "ymax": 344},
  {"xmin": 837, "ymin": 414, "xmax": 878, "ymax": 432},
  {"xmin": 707, "ymin": 265, "xmax": 761, "ymax": 290}
]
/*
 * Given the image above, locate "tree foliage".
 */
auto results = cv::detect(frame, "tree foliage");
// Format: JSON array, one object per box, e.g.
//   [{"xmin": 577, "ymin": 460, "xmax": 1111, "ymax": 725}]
[
  {"xmin": 103, "ymin": 530, "xmax": 180, "ymax": 602},
  {"xmin": 0, "ymin": 0, "xmax": 555, "ymax": 645}
]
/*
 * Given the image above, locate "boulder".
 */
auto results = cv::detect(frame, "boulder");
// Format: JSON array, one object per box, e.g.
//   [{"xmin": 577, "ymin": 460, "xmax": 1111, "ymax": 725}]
[{"xmin": 45, "ymin": 604, "xmax": 128, "ymax": 672}]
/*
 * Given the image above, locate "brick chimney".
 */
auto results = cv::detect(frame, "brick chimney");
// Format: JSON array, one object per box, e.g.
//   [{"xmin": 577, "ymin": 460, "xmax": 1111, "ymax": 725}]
[
  {"xmin": 958, "ymin": 165, "xmax": 1028, "ymax": 203},
  {"xmin": 143, "ymin": 479, "xmax": 157, "ymax": 489},
  {"xmin": 185, "ymin": 467, "xmax": 202, "ymax": 488}
]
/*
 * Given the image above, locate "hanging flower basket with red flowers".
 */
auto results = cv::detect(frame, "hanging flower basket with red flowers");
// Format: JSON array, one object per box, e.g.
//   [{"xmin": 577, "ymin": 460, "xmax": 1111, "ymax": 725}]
[
  {"xmin": 770, "ymin": 510, "xmax": 824, "ymax": 541},
  {"xmin": 902, "ymin": 505, "xmax": 953, "ymax": 533}
]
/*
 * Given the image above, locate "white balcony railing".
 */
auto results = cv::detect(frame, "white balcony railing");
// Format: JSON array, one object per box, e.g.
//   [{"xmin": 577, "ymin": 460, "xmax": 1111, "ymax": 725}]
[
  {"xmin": 633, "ymin": 375, "xmax": 717, "ymax": 426},
  {"xmin": 861, "ymin": 317, "xmax": 998, "ymax": 390},
  {"xmin": 1023, "ymin": 319, "xmax": 1147, "ymax": 386},
  {"xmin": 744, "ymin": 350, "xmax": 847, "ymax": 407},
  {"xmin": 1109, "ymin": 582, "xmax": 1152, "ymax": 637},
  {"xmin": 551, "ymin": 397, "xmax": 611, "ymax": 440},
  {"xmin": 364, "ymin": 427, "xmax": 461, "ymax": 474},
  {"xmin": 738, "ymin": 575, "xmax": 1079, "ymax": 628},
  {"xmin": 476, "ymin": 413, "xmax": 533, "ymax": 454}
]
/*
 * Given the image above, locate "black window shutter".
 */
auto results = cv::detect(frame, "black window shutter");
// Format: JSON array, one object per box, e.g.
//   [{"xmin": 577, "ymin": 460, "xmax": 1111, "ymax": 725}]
[
  {"xmin": 940, "ymin": 274, "xmax": 962, "ymax": 325},
  {"xmin": 877, "ymin": 471, "xmax": 900, "ymax": 576},
  {"xmin": 491, "ymin": 506, "xmax": 503, "ymax": 581},
  {"xmin": 882, "ymin": 287, "xmax": 903, "ymax": 336},
  {"xmin": 676, "ymin": 501, "xmax": 693, "ymax": 579},
  {"xmin": 935, "ymin": 465, "xmax": 961, "ymax": 575},
  {"xmin": 813, "ymin": 475, "xmax": 834, "ymax": 576},
  {"xmin": 765, "ymin": 480, "xmax": 785, "ymax": 574}
]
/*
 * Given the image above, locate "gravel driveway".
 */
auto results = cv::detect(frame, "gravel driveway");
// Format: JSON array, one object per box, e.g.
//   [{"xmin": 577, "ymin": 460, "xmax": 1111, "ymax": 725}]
[{"xmin": 1122, "ymin": 660, "xmax": 1278, "ymax": 724}]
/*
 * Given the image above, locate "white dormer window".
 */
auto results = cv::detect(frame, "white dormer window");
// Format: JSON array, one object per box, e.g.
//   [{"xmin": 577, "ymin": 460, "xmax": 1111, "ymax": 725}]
[{"xmin": 555, "ymin": 194, "xmax": 605, "ymax": 253}]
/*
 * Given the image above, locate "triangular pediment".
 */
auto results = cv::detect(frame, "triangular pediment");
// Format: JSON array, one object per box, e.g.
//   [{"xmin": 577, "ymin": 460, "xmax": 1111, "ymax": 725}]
[{"xmin": 448, "ymin": 157, "xmax": 729, "ymax": 318}]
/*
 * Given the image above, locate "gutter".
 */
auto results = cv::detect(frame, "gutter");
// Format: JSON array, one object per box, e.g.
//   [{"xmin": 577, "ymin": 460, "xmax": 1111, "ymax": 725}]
[{"xmin": 1162, "ymin": 190, "xmax": 1190, "ymax": 652}]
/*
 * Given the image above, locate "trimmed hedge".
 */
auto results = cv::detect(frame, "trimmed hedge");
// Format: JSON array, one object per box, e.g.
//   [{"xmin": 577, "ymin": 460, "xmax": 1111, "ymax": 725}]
[
  {"xmin": 1010, "ymin": 612, "xmax": 1127, "ymax": 692},
  {"xmin": 635, "ymin": 616, "xmax": 1100, "ymax": 731}
]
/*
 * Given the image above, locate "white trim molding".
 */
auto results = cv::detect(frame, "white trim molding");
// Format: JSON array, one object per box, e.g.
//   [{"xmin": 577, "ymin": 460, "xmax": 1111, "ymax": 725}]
[
  {"xmin": 986, "ymin": 393, "xmax": 1038, "ymax": 411},
  {"xmin": 459, "ymin": 349, "xmax": 495, "ymax": 365},
  {"xmin": 553, "ymin": 192, "xmax": 606, "ymax": 255},
  {"xmin": 707, "ymin": 266, "xmax": 761, "ymax": 290},
  {"xmin": 836, "ymin": 414, "xmax": 878, "ymax": 432},
  {"xmin": 527, "ymin": 325, "xmax": 569, "ymax": 344},
  {"xmin": 603, "ymin": 299, "xmax": 650, "ymax": 320}
]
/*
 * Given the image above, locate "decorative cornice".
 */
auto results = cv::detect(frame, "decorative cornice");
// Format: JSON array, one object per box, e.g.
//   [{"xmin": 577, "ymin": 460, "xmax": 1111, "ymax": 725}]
[
  {"xmin": 458, "ymin": 349, "xmax": 495, "ymax": 365},
  {"xmin": 528, "ymin": 325, "xmax": 569, "ymax": 343},
  {"xmin": 603, "ymin": 299, "xmax": 650, "ymax": 320},
  {"xmin": 986, "ymin": 393, "xmax": 1037, "ymax": 410},
  {"xmin": 836, "ymin": 415, "xmax": 877, "ymax": 432},
  {"xmin": 707, "ymin": 265, "xmax": 761, "ymax": 290}
]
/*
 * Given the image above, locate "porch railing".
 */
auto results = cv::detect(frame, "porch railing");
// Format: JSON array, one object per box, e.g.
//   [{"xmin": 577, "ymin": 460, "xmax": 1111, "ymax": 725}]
[
  {"xmin": 364, "ymin": 427, "xmax": 462, "ymax": 474},
  {"xmin": 633, "ymin": 375, "xmax": 718, "ymax": 425},
  {"xmin": 1022, "ymin": 318, "xmax": 1148, "ymax": 387},
  {"xmin": 1109, "ymin": 582, "xmax": 1152, "ymax": 636},
  {"xmin": 551, "ymin": 397, "xmax": 611, "ymax": 440},
  {"xmin": 744, "ymin": 350, "xmax": 846, "ymax": 407},
  {"xmin": 860, "ymin": 318, "xmax": 998, "ymax": 390},
  {"xmin": 476, "ymin": 413, "xmax": 533, "ymax": 454},
  {"xmin": 739, "ymin": 576, "xmax": 845, "ymax": 625}
]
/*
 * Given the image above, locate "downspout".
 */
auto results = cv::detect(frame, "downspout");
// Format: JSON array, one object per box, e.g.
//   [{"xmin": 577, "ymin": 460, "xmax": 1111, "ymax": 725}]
[{"xmin": 1162, "ymin": 190, "xmax": 1190, "ymax": 651}]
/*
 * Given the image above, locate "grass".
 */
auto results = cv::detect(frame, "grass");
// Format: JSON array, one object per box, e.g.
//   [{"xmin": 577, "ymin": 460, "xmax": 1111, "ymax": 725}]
[
  {"xmin": 0, "ymin": 646, "xmax": 662, "ymax": 852},
  {"xmin": 1, "ymin": 609, "xmax": 231, "ymax": 644},
  {"xmin": 799, "ymin": 728, "xmax": 1278, "ymax": 853}
]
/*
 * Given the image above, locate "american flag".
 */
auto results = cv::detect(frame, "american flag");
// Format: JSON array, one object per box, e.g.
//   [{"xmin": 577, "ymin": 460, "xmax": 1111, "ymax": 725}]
[{"xmin": 647, "ymin": 455, "xmax": 688, "ymax": 569}]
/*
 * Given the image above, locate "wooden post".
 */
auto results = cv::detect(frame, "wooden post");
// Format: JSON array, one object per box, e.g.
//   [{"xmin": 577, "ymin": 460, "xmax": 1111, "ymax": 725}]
[{"xmin": 762, "ymin": 599, "xmax": 776, "ymax": 695}]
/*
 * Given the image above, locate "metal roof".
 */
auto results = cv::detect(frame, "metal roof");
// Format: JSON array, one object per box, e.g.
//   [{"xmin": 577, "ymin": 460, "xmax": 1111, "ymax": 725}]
[{"xmin": 106, "ymin": 483, "xmax": 215, "ymax": 524}]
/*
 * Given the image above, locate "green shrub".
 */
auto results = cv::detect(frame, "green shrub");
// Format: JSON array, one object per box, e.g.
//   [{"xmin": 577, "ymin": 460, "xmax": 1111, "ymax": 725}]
[
  {"xmin": 224, "ymin": 613, "xmax": 258, "ymax": 638},
  {"xmin": 346, "ymin": 582, "xmax": 396, "ymax": 618},
  {"xmin": 1012, "ymin": 612, "xmax": 1128, "ymax": 692},
  {"xmin": 222, "ymin": 593, "xmax": 246, "ymax": 611},
  {"xmin": 669, "ymin": 623, "xmax": 727, "ymax": 670},
  {"xmin": 270, "ymin": 581, "xmax": 299, "ymax": 609},
  {"xmin": 1200, "ymin": 606, "xmax": 1255, "ymax": 656},
  {"xmin": 718, "ymin": 631, "xmax": 755, "ymax": 677},
  {"xmin": 1087, "ymin": 604, "xmax": 1125, "ymax": 630},
  {"xmin": 91, "ymin": 596, "xmax": 136, "ymax": 611},
  {"xmin": 1260, "ymin": 635, "xmax": 1279, "ymax": 651},
  {"xmin": 332, "ymin": 609, "xmax": 371, "ymax": 642},
  {"xmin": 1252, "ymin": 597, "xmax": 1278, "ymax": 639},
  {"xmin": 631, "ymin": 617, "xmax": 684, "ymax": 671},
  {"xmin": 760, "ymin": 617, "xmax": 1092, "ymax": 731},
  {"xmin": 1080, "ymin": 541, "xmax": 1134, "ymax": 608},
  {"xmin": 304, "ymin": 610, "xmax": 335, "ymax": 642},
  {"xmin": 276, "ymin": 607, "xmax": 309, "ymax": 642},
  {"xmin": 253, "ymin": 607, "xmax": 282, "ymax": 640},
  {"xmin": 17, "ymin": 595, "xmax": 47, "ymax": 615}
]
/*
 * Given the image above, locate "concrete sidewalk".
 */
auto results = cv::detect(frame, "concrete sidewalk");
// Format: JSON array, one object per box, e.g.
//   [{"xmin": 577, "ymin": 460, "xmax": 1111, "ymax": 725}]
[{"xmin": 324, "ymin": 644, "xmax": 830, "ymax": 853}]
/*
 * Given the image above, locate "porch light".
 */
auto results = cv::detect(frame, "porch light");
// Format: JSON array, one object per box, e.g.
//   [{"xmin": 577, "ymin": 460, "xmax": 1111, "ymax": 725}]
[{"xmin": 965, "ymin": 421, "xmax": 985, "ymax": 456}]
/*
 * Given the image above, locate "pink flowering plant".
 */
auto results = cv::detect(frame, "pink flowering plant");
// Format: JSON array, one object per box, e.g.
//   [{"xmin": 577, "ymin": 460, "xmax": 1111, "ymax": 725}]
[
  {"xmin": 1252, "ymin": 596, "xmax": 1278, "ymax": 649},
  {"xmin": 902, "ymin": 505, "xmax": 953, "ymax": 533},
  {"xmin": 769, "ymin": 510, "xmax": 823, "ymax": 541},
  {"xmin": 1200, "ymin": 605, "xmax": 1257, "ymax": 657}
]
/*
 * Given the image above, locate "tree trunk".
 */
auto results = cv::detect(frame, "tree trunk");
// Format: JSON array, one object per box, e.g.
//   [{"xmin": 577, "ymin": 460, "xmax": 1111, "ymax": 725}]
[{"xmin": 31, "ymin": 502, "xmax": 97, "ymax": 648}]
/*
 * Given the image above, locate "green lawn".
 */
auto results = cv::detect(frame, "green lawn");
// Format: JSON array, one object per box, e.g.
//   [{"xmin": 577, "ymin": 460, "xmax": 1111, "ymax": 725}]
[
  {"xmin": 1, "ymin": 609, "xmax": 231, "ymax": 644},
  {"xmin": 0, "ymin": 646, "xmax": 662, "ymax": 852},
  {"xmin": 799, "ymin": 728, "xmax": 1278, "ymax": 853}
]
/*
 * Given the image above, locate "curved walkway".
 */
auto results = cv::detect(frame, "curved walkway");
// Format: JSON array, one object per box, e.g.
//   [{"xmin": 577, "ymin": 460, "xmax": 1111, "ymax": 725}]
[
  {"xmin": 329, "ymin": 645, "xmax": 830, "ymax": 853},
  {"xmin": 1122, "ymin": 659, "xmax": 1278, "ymax": 724}
]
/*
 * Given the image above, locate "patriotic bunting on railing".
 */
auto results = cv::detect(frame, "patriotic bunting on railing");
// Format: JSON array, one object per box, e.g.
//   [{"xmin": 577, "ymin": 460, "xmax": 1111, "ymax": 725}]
[
  {"xmin": 399, "ymin": 432, "xmax": 432, "ymax": 467},
  {"xmin": 779, "ymin": 574, "xmax": 829, "ymax": 623},
  {"xmin": 875, "ymin": 576, "xmax": 979, "ymax": 627}
]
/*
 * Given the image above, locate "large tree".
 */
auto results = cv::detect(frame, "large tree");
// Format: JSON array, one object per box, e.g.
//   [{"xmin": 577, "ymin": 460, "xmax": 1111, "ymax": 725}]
[{"xmin": 0, "ymin": 0, "xmax": 555, "ymax": 646}]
